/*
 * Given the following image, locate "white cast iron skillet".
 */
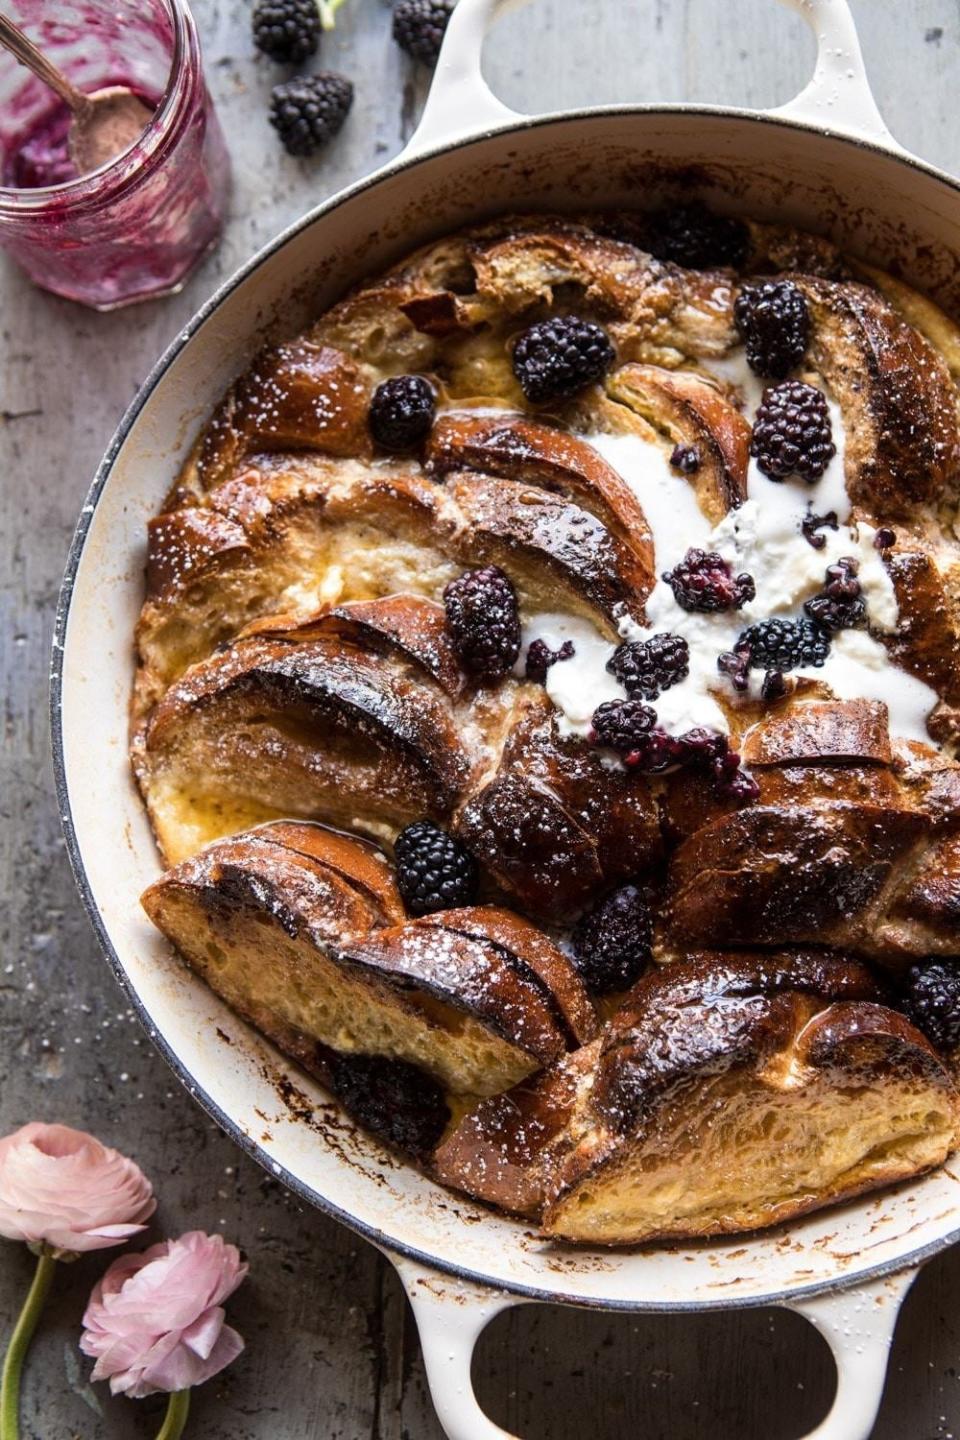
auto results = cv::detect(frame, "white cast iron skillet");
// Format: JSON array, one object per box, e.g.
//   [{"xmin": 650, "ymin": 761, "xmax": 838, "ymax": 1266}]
[{"xmin": 51, "ymin": 2, "xmax": 960, "ymax": 1435}]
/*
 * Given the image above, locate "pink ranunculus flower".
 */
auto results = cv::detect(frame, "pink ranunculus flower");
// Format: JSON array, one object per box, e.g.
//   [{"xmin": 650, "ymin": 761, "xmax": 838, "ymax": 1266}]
[
  {"xmin": 80, "ymin": 1231, "xmax": 248, "ymax": 1398},
  {"xmin": 0, "ymin": 1123, "xmax": 155, "ymax": 1255}
]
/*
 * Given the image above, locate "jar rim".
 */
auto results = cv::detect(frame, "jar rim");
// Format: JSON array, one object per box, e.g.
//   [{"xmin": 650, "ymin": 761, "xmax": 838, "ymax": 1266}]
[{"xmin": 0, "ymin": 0, "xmax": 197, "ymax": 211}]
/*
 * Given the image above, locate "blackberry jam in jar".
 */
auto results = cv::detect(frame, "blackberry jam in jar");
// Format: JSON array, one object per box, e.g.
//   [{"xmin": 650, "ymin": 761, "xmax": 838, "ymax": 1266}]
[{"xmin": 0, "ymin": 0, "xmax": 230, "ymax": 309}]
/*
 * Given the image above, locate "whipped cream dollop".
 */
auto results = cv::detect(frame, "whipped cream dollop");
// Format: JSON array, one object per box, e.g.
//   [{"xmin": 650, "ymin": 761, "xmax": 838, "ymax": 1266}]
[{"xmin": 522, "ymin": 354, "xmax": 939, "ymax": 747}]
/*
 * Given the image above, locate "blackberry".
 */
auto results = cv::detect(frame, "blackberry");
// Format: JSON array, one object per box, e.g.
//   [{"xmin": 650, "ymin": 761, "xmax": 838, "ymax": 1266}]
[
  {"xmin": 328, "ymin": 1052, "xmax": 450, "ymax": 1158},
  {"xmin": 801, "ymin": 508, "xmax": 839, "ymax": 550},
  {"xmin": 733, "ymin": 617, "xmax": 831, "ymax": 672},
  {"xmin": 368, "ymin": 375, "xmax": 437, "ymax": 451},
  {"xmin": 525, "ymin": 637, "xmax": 574, "ymax": 684},
  {"xmin": 269, "ymin": 73, "xmax": 353, "ymax": 156},
  {"xmin": 717, "ymin": 647, "xmax": 750, "ymax": 693},
  {"xmin": 724, "ymin": 767, "xmax": 762, "ymax": 805},
  {"xmin": 803, "ymin": 556, "xmax": 866, "ymax": 634},
  {"xmin": 392, "ymin": 0, "xmax": 454, "ymax": 65},
  {"xmin": 571, "ymin": 885, "xmax": 653, "ymax": 996},
  {"xmin": 607, "ymin": 633, "xmax": 689, "ymax": 700},
  {"xmin": 511, "ymin": 316, "xmax": 615, "ymax": 405},
  {"xmin": 617, "ymin": 727, "xmax": 683, "ymax": 773},
  {"xmin": 645, "ymin": 204, "xmax": 749, "ymax": 270},
  {"xmin": 734, "ymin": 279, "xmax": 810, "ymax": 379},
  {"xmin": 675, "ymin": 727, "xmax": 760, "ymax": 804},
  {"xmin": 444, "ymin": 565, "xmax": 521, "ymax": 680},
  {"xmin": 761, "ymin": 669, "xmax": 787, "ymax": 702},
  {"xmin": 662, "ymin": 548, "xmax": 755, "ymax": 613},
  {"xmin": 394, "ymin": 820, "xmax": 477, "ymax": 915},
  {"xmin": 252, "ymin": 0, "xmax": 320, "ymax": 62},
  {"xmin": 901, "ymin": 961, "xmax": 960, "ymax": 1053},
  {"xmin": 590, "ymin": 698, "xmax": 657, "ymax": 755},
  {"xmin": 670, "ymin": 443, "xmax": 701, "ymax": 474},
  {"xmin": 751, "ymin": 380, "xmax": 835, "ymax": 482},
  {"xmin": 874, "ymin": 527, "xmax": 897, "ymax": 551}
]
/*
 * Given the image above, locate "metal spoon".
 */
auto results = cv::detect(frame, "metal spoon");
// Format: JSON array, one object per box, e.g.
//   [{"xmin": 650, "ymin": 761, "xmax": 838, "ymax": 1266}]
[{"xmin": 0, "ymin": 11, "xmax": 152, "ymax": 177}]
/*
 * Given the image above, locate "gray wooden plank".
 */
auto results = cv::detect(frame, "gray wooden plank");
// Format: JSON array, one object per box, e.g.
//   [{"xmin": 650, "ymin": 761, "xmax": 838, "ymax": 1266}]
[{"xmin": 2, "ymin": 1, "xmax": 960, "ymax": 1437}]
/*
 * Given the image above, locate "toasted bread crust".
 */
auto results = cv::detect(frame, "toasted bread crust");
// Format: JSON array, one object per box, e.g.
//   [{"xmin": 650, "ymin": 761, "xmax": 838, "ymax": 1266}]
[
  {"xmin": 143, "ymin": 826, "xmax": 593, "ymax": 1099},
  {"xmin": 437, "ymin": 953, "xmax": 959, "ymax": 1241}
]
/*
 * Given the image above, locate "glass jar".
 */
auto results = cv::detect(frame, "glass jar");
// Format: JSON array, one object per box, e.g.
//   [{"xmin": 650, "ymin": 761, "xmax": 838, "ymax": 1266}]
[{"xmin": 0, "ymin": 0, "xmax": 230, "ymax": 309}]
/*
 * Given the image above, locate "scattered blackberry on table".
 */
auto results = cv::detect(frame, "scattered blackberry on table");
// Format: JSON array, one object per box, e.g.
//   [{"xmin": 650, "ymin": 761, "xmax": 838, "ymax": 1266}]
[
  {"xmin": 511, "ymin": 316, "xmax": 615, "ymax": 405},
  {"xmin": 670, "ymin": 443, "xmax": 701, "ymax": 474},
  {"xmin": 269, "ymin": 73, "xmax": 354, "ymax": 155},
  {"xmin": 571, "ymin": 884, "xmax": 653, "ymax": 996},
  {"xmin": 644, "ymin": 204, "xmax": 749, "ymax": 270},
  {"xmin": 801, "ymin": 508, "xmax": 839, "ymax": 550},
  {"xmin": 252, "ymin": 0, "xmax": 321, "ymax": 62},
  {"xmin": 804, "ymin": 556, "xmax": 866, "ymax": 633},
  {"xmin": 734, "ymin": 279, "xmax": 810, "ymax": 379},
  {"xmin": 394, "ymin": 820, "xmax": 478, "ymax": 916},
  {"xmin": 607, "ymin": 633, "xmax": 689, "ymax": 700},
  {"xmin": 732, "ymin": 617, "xmax": 831, "ymax": 673},
  {"xmin": 328, "ymin": 1051, "xmax": 450, "ymax": 1158},
  {"xmin": 751, "ymin": 380, "xmax": 835, "ymax": 482},
  {"xmin": 662, "ymin": 548, "xmax": 755, "ymax": 613},
  {"xmin": 392, "ymin": 0, "xmax": 454, "ymax": 65},
  {"xmin": 444, "ymin": 565, "xmax": 521, "ymax": 680},
  {"xmin": 525, "ymin": 637, "xmax": 575, "ymax": 684},
  {"xmin": 368, "ymin": 375, "xmax": 437, "ymax": 451},
  {"xmin": 590, "ymin": 698, "xmax": 657, "ymax": 755},
  {"xmin": 900, "ymin": 961, "xmax": 960, "ymax": 1054}
]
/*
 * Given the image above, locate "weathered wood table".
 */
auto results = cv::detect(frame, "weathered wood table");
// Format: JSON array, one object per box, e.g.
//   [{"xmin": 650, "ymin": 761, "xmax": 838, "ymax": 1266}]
[{"xmin": 3, "ymin": 1, "xmax": 960, "ymax": 1434}]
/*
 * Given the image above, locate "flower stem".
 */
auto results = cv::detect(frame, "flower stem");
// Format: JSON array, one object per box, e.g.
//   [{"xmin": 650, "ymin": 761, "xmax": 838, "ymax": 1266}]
[
  {"xmin": 155, "ymin": 1389, "xmax": 191, "ymax": 1440},
  {"xmin": 318, "ymin": 0, "xmax": 347, "ymax": 30},
  {"xmin": 0, "ymin": 1249, "xmax": 57, "ymax": 1440}
]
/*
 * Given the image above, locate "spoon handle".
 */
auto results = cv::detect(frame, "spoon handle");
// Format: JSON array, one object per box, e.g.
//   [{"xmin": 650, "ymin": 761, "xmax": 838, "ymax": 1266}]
[{"xmin": 0, "ymin": 12, "xmax": 89, "ymax": 114}]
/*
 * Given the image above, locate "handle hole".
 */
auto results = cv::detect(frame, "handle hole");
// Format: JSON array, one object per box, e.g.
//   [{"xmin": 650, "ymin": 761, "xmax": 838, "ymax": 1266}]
[
  {"xmin": 481, "ymin": 0, "xmax": 815, "ymax": 116},
  {"xmin": 870, "ymin": 1245, "xmax": 960, "ymax": 1438},
  {"xmin": 848, "ymin": 2, "xmax": 953, "ymax": 169},
  {"xmin": 470, "ymin": 1302, "xmax": 835, "ymax": 1439}
]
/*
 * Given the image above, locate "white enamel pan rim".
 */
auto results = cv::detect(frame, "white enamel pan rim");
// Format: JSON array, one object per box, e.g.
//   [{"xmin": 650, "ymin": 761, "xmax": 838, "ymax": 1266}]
[{"xmin": 50, "ymin": 33, "xmax": 960, "ymax": 1310}]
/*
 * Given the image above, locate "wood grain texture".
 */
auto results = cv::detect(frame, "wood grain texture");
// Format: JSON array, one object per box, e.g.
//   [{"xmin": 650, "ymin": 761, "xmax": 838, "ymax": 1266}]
[{"xmin": 1, "ymin": 0, "xmax": 960, "ymax": 1435}]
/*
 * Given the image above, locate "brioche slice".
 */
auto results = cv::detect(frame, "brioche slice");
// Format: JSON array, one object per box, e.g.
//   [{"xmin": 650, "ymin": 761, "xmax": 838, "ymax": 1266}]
[
  {"xmin": 466, "ymin": 224, "xmax": 736, "ymax": 364},
  {"xmin": 796, "ymin": 275, "xmax": 960, "ymax": 516},
  {"xmin": 136, "ymin": 460, "xmax": 457, "ymax": 712},
  {"xmin": 455, "ymin": 697, "xmax": 662, "ymax": 920},
  {"xmin": 444, "ymin": 472, "xmax": 651, "ymax": 625},
  {"xmin": 197, "ymin": 341, "xmax": 373, "ymax": 487},
  {"xmin": 135, "ymin": 633, "xmax": 475, "ymax": 863},
  {"xmin": 660, "ymin": 698, "xmax": 960, "ymax": 962},
  {"xmin": 604, "ymin": 363, "xmax": 750, "ymax": 521},
  {"xmin": 137, "ymin": 441, "xmax": 654, "ymax": 713},
  {"xmin": 240, "ymin": 595, "xmax": 466, "ymax": 698},
  {"xmin": 425, "ymin": 412, "xmax": 655, "ymax": 570},
  {"xmin": 142, "ymin": 825, "xmax": 593, "ymax": 1096},
  {"xmin": 436, "ymin": 951, "xmax": 960, "ymax": 1242},
  {"xmin": 883, "ymin": 531, "xmax": 960, "ymax": 712},
  {"xmin": 664, "ymin": 799, "xmax": 927, "ymax": 956}
]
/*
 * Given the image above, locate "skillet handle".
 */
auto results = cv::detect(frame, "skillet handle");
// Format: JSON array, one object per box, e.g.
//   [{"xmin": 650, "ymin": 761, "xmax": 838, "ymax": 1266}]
[
  {"xmin": 784, "ymin": 1267, "xmax": 919, "ymax": 1440},
  {"xmin": 388, "ymin": 1250, "xmax": 522, "ymax": 1440},
  {"xmin": 403, "ymin": 0, "xmax": 904, "ymax": 161},
  {"xmin": 387, "ymin": 1248, "xmax": 920, "ymax": 1440}
]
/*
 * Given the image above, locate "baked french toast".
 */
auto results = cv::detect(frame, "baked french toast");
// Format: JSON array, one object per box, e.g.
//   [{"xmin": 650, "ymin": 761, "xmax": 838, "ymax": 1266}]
[{"xmin": 136, "ymin": 205, "xmax": 960, "ymax": 1244}]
